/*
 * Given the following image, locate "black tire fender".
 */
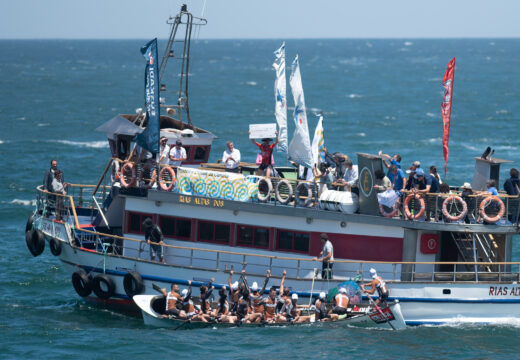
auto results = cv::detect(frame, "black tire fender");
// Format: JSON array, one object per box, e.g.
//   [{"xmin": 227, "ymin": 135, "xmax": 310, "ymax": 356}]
[
  {"xmin": 49, "ymin": 237, "xmax": 62, "ymax": 256},
  {"xmin": 26, "ymin": 229, "xmax": 45, "ymax": 257},
  {"xmin": 123, "ymin": 271, "xmax": 144, "ymax": 298},
  {"xmin": 26, "ymin": 214, "xmax": 34, "ymax": 232},
  {"xmin": 93, "ymin": 274, "xmax": 116, "ymax": 300},
  {"xmin": 72, "ymin": 270, "xmax": 92, "ymax": 297}
]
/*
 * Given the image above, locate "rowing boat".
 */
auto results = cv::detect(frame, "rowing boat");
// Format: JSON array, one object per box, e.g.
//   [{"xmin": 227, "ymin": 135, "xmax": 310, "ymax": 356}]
[{"xmin": 133, "ymin": 294, "xmax": 407, "ymax": 330}]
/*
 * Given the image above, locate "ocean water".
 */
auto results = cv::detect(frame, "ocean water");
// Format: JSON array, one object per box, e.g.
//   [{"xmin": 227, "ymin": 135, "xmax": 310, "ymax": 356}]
[{"xmin": 1, "ymin": 38, "xmax": 520, "ymax": 359}]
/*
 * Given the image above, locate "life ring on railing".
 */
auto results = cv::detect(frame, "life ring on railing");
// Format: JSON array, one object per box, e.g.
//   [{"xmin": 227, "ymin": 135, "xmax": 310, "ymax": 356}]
[
  {"xmin": 479, "ymin": 196, "xmax": 505, "ymax": 224},
  {"xmin": 123, "ymin": 271, "xmax": 144, "ymax": 298},
  {"xmin": 25, "ymin": 229, "xmax": 45, "ymax": 257},
  {"xmin": 442, "ymin": 195, "xmax": 468, "ymax": 222},
  {"xmin": 295, "ymin": 182, "xmax": 313, "ymax": 207},
  {"xmin": 158, "ymin": 166, "xmax": 176, "ymax": 191},
  {"xmin": 93, "ymin": 274, "xmax": 116, "ymax": 299},
  {"xmin": 275, "ymin": 179, "xmax": 293, "ymax": 205},
  {"xmin": 257, "ymin": 177, "xmax": 273, "ymax": 202},
  {"xmin": 379, "ymin": 199, "xmax": 400, "ymax": 218},
  {"xmin": 120, "ymin": 162, "xmax": 137, "ymax": 188},
  {"xmin": 49, "ymin": 237, "xmax": 62, "ymax": 256},
  {"xmin": 141, "ymin": 168, "xmax": 157, "ymax": 189},
  {"xmin": 404, "ymin": 193, "xmax": 425, "ymax": 220},
  {"xmin": 72, "ymin": 270, "xmax": 92, "ymax": 297}
]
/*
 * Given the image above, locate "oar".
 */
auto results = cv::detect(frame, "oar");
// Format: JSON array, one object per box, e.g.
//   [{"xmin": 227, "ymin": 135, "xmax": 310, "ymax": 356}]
[
  {"xmin": 365, "ymin": 292, "xmax": 396, "ymax": 331},
  {"xmin": 152, "ymin": 283, "xmax": 164, "ymax": 294},
  {"xmin": 308, "ymin": 268, "xmax": 318, "ymax": 308}
]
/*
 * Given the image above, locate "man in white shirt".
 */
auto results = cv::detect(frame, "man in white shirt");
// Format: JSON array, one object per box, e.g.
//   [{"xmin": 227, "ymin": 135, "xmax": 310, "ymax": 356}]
[
  {"xmin": 158, "ymin": 136, "xmax": 170, "ymax": 166},
  {"xmin": 313, "ymin": 233, "xmax": 334, "ymax": 279},
  {"xmin": 222, "ymin": 141, "xmax": 241, "ymax": 173},
  {"xmin": 341, "ymin": 159, "xmax": 359, "ymax": 195},
  {"xmin": 169, "ymin": 140, "xmax": 187, "ymax": 167}
]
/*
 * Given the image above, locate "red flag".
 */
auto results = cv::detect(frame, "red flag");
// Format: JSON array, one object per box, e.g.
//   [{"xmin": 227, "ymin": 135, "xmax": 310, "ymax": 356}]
[{"xmin": 441, "ymin": 57, "xmax": 455, "ymax": 175}]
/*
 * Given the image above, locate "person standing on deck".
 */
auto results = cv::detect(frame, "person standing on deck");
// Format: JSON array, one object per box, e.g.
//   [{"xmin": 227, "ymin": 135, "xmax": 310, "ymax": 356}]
[
  {"xmin": 222, "ymin": 141, "xmax": 241, "ymax": 173},
  {"xmin": 169, "ymin": 140, "xmax": 187, "ymax": 168},
  {"xmin": 361, "ymin": 268, "xmax": 389, "ymax": 305},
  {"xmin": 250, "ymin": 131, "xmax": 279, "ymax": 178},
  {"xmin": 504, "ymin": 168, "xmax": 520, "ymax": 196},
  {"xmin": 142, "ymin": 217, "xmax": 165, "ymax": 263},
  {"xmin": 158, "ymin": 136, "xmax": 170, "ymax": 166},
  {"xmin": 313, "ymin": 233, "xmax": 334, "ymax": 279},
  {"xmin": 43, "ymin": 159, "xmax": 60, "ymax": 192}
]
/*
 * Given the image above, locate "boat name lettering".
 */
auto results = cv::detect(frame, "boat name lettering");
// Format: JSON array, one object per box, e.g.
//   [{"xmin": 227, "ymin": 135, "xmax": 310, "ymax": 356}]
[
  {"xmin": 489, "ymin": 286, "xmax": 520, "ymax": 296},
  {"xmin": 179, "ymin": 195, "xmax": 224, "ymax": 208}
]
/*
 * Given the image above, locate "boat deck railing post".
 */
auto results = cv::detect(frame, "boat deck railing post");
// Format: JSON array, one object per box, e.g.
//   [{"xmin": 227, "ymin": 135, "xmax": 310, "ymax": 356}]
[
  {"xmin": 189, "ymin": 249, "xmax": 193, "ymax": 267},
  {"xmin": 241, "ymin": 255, "xmax": 246, "ymax": 271},
  {"xmin": 269, "ymin": 257, "xmax": 273, "ymax": 272},
  {"xmin": 215, "ymin": 252, "xmax": 220, "ymax": 271},
  {"xmin": 296, "ymin": 260, "xmax": 301, "ymax": 279}
]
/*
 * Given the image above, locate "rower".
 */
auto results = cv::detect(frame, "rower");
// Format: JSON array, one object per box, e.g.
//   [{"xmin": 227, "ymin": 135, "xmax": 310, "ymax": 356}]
[
  {"xmin": 361, "ymin": 268, "xmax": 389, "ymax": 305},
  {"xmin": 248, "ymin": 270, "xmax": 271, "ymax": 323},
  {"xmin": 263, "ymin": 286, "xmax": 279, "ymax": 323},
  {"xmin": 236, "ymin": 290, "xmax": 251, "ymax": 323},
  {"xmin": 198, "ymin": 278, "xmax": 215, "ymax": 322},
  {"xmin": 228, "ymin": 270, "xmax": 241, "ymax": 313},
  {"xmin": 315, "ymin": 292, "xmax": 339, "ymax": 322},
  {"xmin": 332, "ymin": 287, "xmax": 349, "ymax": 315},
  {"xmin": 290, "ymin": 293, "xmax": 312, "ymax": 324},
  {"xmin": 161, "ymin": 283, "xmax": 187, "ymax": 319},
  {"xmin": 181, "ymin": 280, "xmax": 206, "ymax": 322},
  {"xmin": 213, "ymin": 286, "xmax": 236, "ymax": 324}
]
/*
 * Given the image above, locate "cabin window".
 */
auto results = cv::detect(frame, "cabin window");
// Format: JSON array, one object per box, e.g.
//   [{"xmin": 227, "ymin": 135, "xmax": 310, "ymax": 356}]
[
  {"xmin": 159, "ymin": 216, "xmax": 192, "ymax": 240},
  {"xmin": 237, "ymin": 225, "xmax": 269, "ymax": 249},
  {"xmin": 277, "ymin": 230, "xmax": 310, "ymax": 253},
  {"xmin": 193, "ymin": 146, "xmax": 208, "ymax": 162},
  {"xmin": 198, "ymin": 221, "xmax": 230, "ymax": 244},
  {"xmin": 184, "ymin": 146, "xmax": 192, "ymax": 161},
  {"xmin": 127, "ymin": 212, "xmax": 154, "ymax": 234}
]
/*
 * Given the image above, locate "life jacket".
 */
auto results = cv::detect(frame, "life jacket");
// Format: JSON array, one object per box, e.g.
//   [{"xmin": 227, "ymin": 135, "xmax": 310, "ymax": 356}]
[
  {"xmin": 264, "ymin": 297, "xmax": 277, "ymax": 319},
  {"xmin": 375, "ymin": 276, "xmax": 388, "ymax": 297},
  {"xmin": 335, "ymin": 293, "xmax": 349, "ymax": 308},
  {"xmin": 166, "ymin": 291, "xmax": 181, "ymax": 311}
]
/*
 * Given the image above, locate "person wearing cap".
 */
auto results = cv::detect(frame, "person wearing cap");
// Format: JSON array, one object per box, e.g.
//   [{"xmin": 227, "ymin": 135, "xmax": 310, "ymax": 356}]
[
  {"xmin": 158, "ymin": 136, "xmax": 170, "ymax": 166},
  {"xmin": 250, "ymin": 130, "xmax": 279, "ymax": 177},
  {"xmin": 228, "ymin": 270, "xmax": 242, "ymax": 314},
  {"xmin": 222, "ymin": 141, "xmax": 241, "ymax": 173},
  {"xmin": 161, "ymin": 283, "xmax": 187, "ymax": 319},
  {"xmin": 361, "ymin": 268, "xmax": 389, "ymax": 306},
  {"xmin": 169, "ymin": 140, "xmax": 187, "ymax": 167},
  {"xmin": 315, "ymin": 292, "xmax": 339, "ymax": 322},
  {"xmin": 411, "ymin": 167, "xmax": 439, "ymax": 221},
  {"xmin": 404, "ymin": 162, "xmax": 421, "ymax": 190},
  {"xmin": 313, "ymin": 233, "xmax": 334, "ymax": 279},
  {"xmin": 332, "ymin": 287, "xmax": 349, "ymax": 315},
  {"xmin": 247, "ymin": 269, "xmax": 271, "ymax": 323}
]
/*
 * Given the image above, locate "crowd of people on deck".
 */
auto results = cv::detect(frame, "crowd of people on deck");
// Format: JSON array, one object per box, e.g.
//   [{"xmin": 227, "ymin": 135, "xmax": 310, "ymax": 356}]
[{"xmin": 159, "ymin": 266, "xmax": 389, "ymax": 325}]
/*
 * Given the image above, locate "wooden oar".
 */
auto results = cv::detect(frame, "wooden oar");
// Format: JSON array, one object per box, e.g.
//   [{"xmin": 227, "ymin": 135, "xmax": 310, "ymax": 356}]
[
  {"xmin": 365, "ymin": 292, "xmax": 396, "ymax": 331},
  {"xmin": 152, "ymin": 283, "xmax": 164, "ymax": 294}
]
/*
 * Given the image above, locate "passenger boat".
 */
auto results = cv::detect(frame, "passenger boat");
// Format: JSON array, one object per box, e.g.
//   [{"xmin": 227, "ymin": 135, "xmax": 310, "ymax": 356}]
[
  {"xmin": 24, "ymin": 5, "xmax": 520, "ymax": 326},
  {"xmin": 133, "ymin": 294, "xmax": 406, "ymax": 330}
]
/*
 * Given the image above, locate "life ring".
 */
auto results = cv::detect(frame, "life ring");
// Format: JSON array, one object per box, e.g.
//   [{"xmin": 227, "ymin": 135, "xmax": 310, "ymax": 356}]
[
  {"xmin": 49, "ymin": 237, "xmax": 62, "ymax": 256},
  {"xmin": 257, "ymin": 177, "xmax": 273, "ymax": 202},
  {"xmin": 295, "ymin": 182, "xmax": 313, "ymax": 207},
  {"xmin": 479, "ymin": 196, "xmax": 505, "ymax": 224},
  {"xmin": 158, "ymin": 166, "xmax": 176, "ymax": 191},
  {"xmin": 92, "ymin": 274, "xmax": 116, "ymax": 300},
  {"xmin": 72, "ymin": 270, "xmax": 92, "ymax": 297},
  {"xmin": 120, "ymin": 162, "xmax": 137, "ymax": 188},
  {"xmin": 379, "ymin": 199, "xmax": 400, "ymax": 218},
  {"xmin": 123, "ymin": 271, "xmax": 144, "ymax": 298},
  {"xmin": 275, "ymin": 179, "xmax": 293, "ymax": 205},
  {"xmin": 442, "ymin": 195, "xmax": 468, "ymax": 222},
  {"xmin": 26, "ymin": 229, "xmax": 45, "ymax": 257},
  {"xmin": 141, "ymin": 168, "xmax": 157, "ymax": 189},
  {"xmin": 403, "ymin": 193, "xmax": 425, "ymax": 220},
  {"xmin": 26, "ymin": 213, "xmax": 34, "ymax": 232}
]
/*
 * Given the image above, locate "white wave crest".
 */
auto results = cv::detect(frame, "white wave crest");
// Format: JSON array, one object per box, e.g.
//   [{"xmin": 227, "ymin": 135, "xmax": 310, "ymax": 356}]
[
  {"xmin": 245, "ymin": 81, "xmax": 257, "ymax": 86},
  {"xmin": 53, "ymin": 140, "xmax": 108, "ymax": 148},
  {"xmin": 347, "ymin": 94, "xmax": 362, "ymax": 99},
  {"xmin": 10, "ymin": 199, "xmax": 36, "ymax": 206},
  {"xmin": 496, "ymin": 109, "xmax": 509, "ymax": 115},
  {"xmin": 0, "ymin": 140, "xmax": 4, "ymax": 144},
  {"xmin": 404, "ymin": 41, "xmax": 413, "ymax": 46},
  {"xmin": 37, "ymin": 123, "xmax": 49, "ymax": 127},
  {"xmin": 425, "ymin": 112, "xmax": 436, "ymax": 118}
]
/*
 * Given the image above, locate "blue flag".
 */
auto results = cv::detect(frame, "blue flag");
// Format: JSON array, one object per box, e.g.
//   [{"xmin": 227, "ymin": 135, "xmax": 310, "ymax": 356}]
[{"xmin": 134, "ymin": 38, "xmax": 160, "ymax": 154}]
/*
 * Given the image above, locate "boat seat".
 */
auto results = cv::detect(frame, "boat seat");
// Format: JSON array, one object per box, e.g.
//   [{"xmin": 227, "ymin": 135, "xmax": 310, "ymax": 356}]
[
  {"xmin": 455, "ymin": 273, "xmax": 476, "ymax": 281},
  {"xmin": 433, "ymin": 273, "xmax": 454, "ymax": 281},
  {"xmin": 412, "ymin": 272, "xmax": 433, "ymax": 281}
]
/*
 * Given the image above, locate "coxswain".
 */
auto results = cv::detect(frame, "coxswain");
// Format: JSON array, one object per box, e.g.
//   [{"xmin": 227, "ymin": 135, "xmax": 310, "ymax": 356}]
[
  {"xmin": 361, "ymin": 268, "xmax": 389, "ymax": 306},
  {"xmin": 248, "ymin": 270, "xmax": 271, "ymax": 323},
  {"xmin": 331, "ymin": 287, "xmax": 349, "ymax": 315},
  {"xmin": 161, "ymin": 283, "xmax": 187, "ymax": 319},
  {"xmin": 315, "ymin": 292, "xmax": 339, "ymax": 322}
]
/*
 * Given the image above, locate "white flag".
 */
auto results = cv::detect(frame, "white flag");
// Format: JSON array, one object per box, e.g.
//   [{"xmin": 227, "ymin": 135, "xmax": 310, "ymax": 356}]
[
  {"xmin": 288, "ymin": 55, "xmax": 313, "ymax": 168},
  {"xmin": 307, "ymin": 113, "xmax": 325, "ymax": 181},
  {"xmin": 273, "ymin": 42, "xmax": 288, "ymax": 153}
]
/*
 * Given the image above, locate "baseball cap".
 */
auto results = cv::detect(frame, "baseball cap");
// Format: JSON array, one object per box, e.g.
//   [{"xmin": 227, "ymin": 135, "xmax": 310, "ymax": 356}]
[
  {"xmin": 291, "ymin": 293, "xmax": 299, "ymax": 300},
  {"xmin": 176, "ymin": 140, "xmax": 182, "ymax": 146},
  {"xmin": 251, "ymin": 282, "xmax": 259, "ymax": 292},
  {"xmin": 339, "ymin": 287, "xmax": 347, "ymax": 294},
  {"xmin": 370, "ymin": 268, "xmax": 377, "ymax": 278},
  {"xmin": 231, "ymin": 281, "xmax": 239, "ymax": 290},
  {"xmin": 181, "ymin": 289, "xmax": 188, "ymax": 297},
  {"xmin": 319, "ymin": 292, "xmax": 326, "ymax": 299},
  {"xmin": 414, "ymin": 168, "xmax": 425, "ymax": 178}
]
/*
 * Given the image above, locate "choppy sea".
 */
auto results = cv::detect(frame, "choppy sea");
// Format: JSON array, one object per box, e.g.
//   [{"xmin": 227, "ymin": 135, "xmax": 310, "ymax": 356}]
[{"xmin": 1, "ymin": 38, "xmax": 520, "ymax": 359}]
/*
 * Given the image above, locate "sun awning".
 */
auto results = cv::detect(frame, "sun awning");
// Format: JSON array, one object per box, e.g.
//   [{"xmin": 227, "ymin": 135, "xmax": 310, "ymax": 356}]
[{"xmin": 95, "ymin": 115, "xmax": 143, "ymax": 136}]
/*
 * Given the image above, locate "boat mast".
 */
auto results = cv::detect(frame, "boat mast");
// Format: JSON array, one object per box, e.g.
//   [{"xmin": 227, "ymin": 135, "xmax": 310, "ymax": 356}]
[{"xmin": 158, "ymin": 4, "xmax": 206, "ymax": 127}]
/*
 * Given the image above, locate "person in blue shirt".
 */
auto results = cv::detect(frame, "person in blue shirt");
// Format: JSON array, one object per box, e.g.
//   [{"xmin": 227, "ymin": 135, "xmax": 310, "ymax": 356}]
[
  {"xmin": 379, "ymin": 150, "xmax": 402, "ymax": 169},
  {"xmin": 411, "ymin": 168, "xmax": 439, "ymax": 194},
  {"xmin": 387, "ymin": 164, "xmax": 407, "ymax": 192},
  {"xmin": 485, "ymin": 179, "xmax": 499, "ymax": 196}
]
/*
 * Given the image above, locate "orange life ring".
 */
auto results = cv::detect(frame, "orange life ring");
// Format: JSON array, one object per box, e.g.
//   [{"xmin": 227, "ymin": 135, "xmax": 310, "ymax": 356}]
[
  {"xmin": 404, "ymin": 193, "xmax": 425, "ymax": 220},
  {"xmin": 442, "ymin": 195, "xmax": 468, "ymax": 222},
  {"xmin": 379, "ymin": 199, "xmax": 400, "ymax": 218},
  {"xmin": 120, "ymin": 162, "xmax": 137, "ymax": 188},
  {"xmin": 479, "ymin": 196, "xmax": 505, "ymax": 223},
  {"xmin": 158, "ymin": 166, "xmax": 176, "ymax": 191}
]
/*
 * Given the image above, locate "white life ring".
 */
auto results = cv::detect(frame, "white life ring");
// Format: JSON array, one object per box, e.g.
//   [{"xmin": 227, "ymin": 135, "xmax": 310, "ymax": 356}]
[
  {"xmin": 257, "ymin": 177, "xmax": 273, "ymax": 202},
  {"xmin": 275, "ymin": 179, "xmax": 293, "ymax": 205},
  {"xmin": 295, "ymin": 182, "xmax": 313, "ymax": 207}
]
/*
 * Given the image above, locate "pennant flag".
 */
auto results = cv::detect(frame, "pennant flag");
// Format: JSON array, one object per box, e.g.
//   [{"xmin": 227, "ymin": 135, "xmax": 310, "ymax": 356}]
[
  {"xmin": 288, "ymin": 55, "xmax": 313, "ymax": 168},
  {"xmin": 310, "ymin": 112, "xmax": 325, "ymax": 166},
  {"xmin": 273, "ymin": 42, "xmax": 288, "ymax": 153},
  {"xmin": 134, "ymin": 38, "xmax": 160, "ymax": 154},
  {"xmin": 441, "ymin": 57, "xmax": 455, "ymax": 175}
]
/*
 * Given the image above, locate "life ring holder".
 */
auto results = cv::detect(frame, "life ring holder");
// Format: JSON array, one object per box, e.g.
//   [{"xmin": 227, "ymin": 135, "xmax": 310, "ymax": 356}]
[
  {"xmin": 257, "ymin": 177, "xmax": 273, "ymax": 202},
  {"xmin": 442, "ymin": 195, "xmax": 468, "ymax": 222},
  {"xmin": 275, "ymin": 179, "xmax": 293, "ymax": 205},
  {"xmin": 295, "ymin": 182, "xmax": 313, "ymax": 208},
  {"xmin": 158, "ymin": 166, "xmax": 176, "ymax": 191},
  {"xmin": 120, "ymin": 162, "xmax": 137, "ymax": 188},
  {"xmin": 479, "ymin": 195, "xmax": 505, "ymax": 224},
  {"xmin": 403, "ymin": 193, "xmax": 425, "ymax": 220},
  {"xmin": 379, "ymin": 199, "xmax": 400, "ymax": 218}
]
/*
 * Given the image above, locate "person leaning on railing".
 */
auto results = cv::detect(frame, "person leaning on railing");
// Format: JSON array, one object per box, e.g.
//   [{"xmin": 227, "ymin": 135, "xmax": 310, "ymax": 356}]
[
  {"xmin": 313, "ymin": 233, "xmax": 334, "ymax": 279},
  {"xmin": 142, "ymin": 217, "xmax": 165, "ymax": 262},
  {"xmin": 411, "ymin": 168, "xmax": 439, "ymax": 221}
]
